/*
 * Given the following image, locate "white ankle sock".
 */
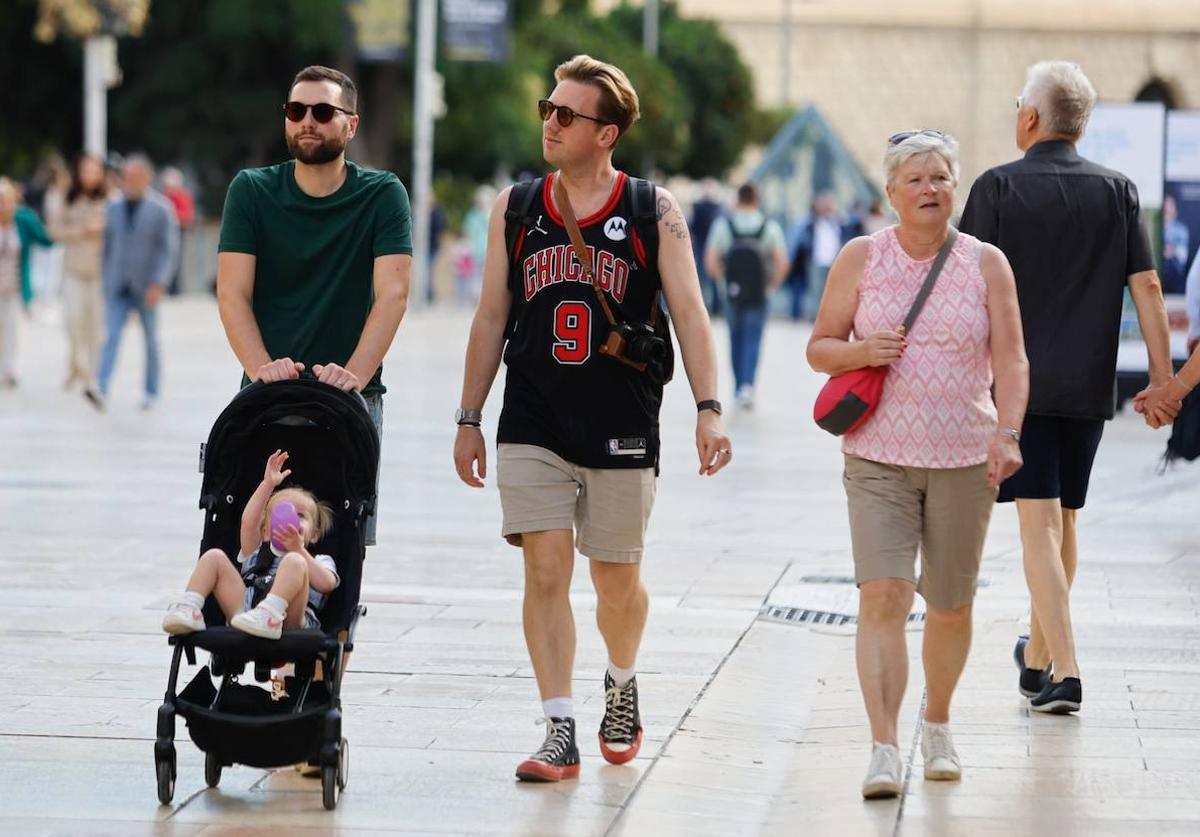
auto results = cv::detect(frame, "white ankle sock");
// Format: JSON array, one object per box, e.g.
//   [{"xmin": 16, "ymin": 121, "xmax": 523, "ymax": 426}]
[
  {"xmin": 180, "ymin": 591, "xmax": 204, "ymax": 609},
  {"xmin": 262, "ymin": 594, "xmax": 287, "ymax": 618},
  {"xmin": 607, "ymin": 661, "xmax": 636, "ymax": 688},
  {"xmin": 542, "ymin": 697, "xmax": 574, "ymax": 720}
]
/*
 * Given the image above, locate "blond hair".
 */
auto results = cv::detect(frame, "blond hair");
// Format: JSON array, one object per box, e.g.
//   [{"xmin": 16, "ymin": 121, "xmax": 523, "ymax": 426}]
[
  {"xmin": 262, "ymin": 486, "xmax": 334, "ymax": 544},
  {"xmin": 554, "ymin": 54, "xmax": 640, "ymax": 138},
  {"xmin": 884, "ymin": 132, "xmax": 960, "ymax": 187}
]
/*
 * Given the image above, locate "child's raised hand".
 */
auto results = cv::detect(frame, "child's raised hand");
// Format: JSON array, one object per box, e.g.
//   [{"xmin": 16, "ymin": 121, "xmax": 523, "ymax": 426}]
[
  {"xmin": 264, "ymin": 450, "xmax": 292, "ymax": 487},
  {"xmin": 272, "ymin": 523, "xmax": 305, "ymax": 554}
]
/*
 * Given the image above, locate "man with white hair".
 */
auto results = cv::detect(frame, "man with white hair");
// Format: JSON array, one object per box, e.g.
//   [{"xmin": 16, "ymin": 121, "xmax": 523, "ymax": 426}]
[{"xmin": 959, "ymin": 61, "xmax": 1174, "ymax": 715}]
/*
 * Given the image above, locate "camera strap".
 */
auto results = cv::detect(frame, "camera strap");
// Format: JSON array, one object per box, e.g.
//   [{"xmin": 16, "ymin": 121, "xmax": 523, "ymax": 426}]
[{"xmin": 553, "ymin": 173, "xmax": 623, "ymax": 329}]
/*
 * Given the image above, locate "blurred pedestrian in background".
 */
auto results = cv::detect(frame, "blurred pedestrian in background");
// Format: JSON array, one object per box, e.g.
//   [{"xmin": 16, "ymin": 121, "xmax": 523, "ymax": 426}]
[
  {"xmin": 160, "ymin": 167, "xmax": 195, "ymax": 296},
  {"xmin": 704, "ymin": 182, "xmax": 787, "ymax": 409},
  {"xmin": 97, "ymin": 153, "xmax": 179, "ymax": 411},
  {"xmin": 788, "ymin": 191, "xmax": 860, "ymax": 321},
  {"xmin": 0, "ymin": 177, "xmax": 54, "ymax": 388},
  {"xmin": 459, "ymin": 185, "xmax": 492, "ymax": 304},
  {"xmin": 49, "ymin": 152, "xmax": 109, "ymax": 395},
  {"xmin": 689, "ymin": 178, "xmax": 725, "ymax": 317}
]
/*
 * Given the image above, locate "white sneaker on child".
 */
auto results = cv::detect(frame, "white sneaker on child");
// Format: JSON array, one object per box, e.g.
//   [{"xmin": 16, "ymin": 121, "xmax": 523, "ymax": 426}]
[
  {"xmin": 230, "ymin": 602, "xmax": 285, "ymax": 639},
  {"xmin": 162, "ymin": 599, "xmax": 205, "ymax": 634}
]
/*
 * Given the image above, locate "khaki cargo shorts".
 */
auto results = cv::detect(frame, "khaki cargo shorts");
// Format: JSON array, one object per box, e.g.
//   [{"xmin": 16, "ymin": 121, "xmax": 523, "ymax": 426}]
[
  {"xmin": 497, "ymin": 444, "xmax": 656, "ymax": 564},
  {"xmin": 842, "ymin": 454, "xmax": 996, "ymax": 610}
]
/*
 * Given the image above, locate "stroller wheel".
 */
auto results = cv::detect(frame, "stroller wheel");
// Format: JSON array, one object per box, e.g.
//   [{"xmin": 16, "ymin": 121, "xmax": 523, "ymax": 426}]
[
  {"xmin": 155, "ymin": 751, "xmax": 175, "ymax": 805},
  {"xmin": 204, "ymin": 752, "xmax": 222, "ymax": 788},
  {"xmin": 338, "ymin": 738, "xmax": 349, "ymax": 790},
  {"xmin": 321, "ymin": 764, "xmax": 340, "ymax": 810}
]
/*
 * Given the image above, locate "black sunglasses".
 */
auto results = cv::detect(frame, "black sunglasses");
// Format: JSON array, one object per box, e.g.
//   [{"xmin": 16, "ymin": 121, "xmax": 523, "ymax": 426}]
[
  {"xmin": 284, "ymin": 101, "xmax": 356, "ymax": 124},
  {"xmin": 888, "ymin": 129, "xmax": 947, "ymax": 146},
  {"xmin": 538, "ymin": 98, "xmax": 608, "ymax": 128}
]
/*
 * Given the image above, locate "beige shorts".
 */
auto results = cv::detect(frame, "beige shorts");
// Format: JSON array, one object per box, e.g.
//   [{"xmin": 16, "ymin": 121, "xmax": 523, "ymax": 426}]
[
  {"xmin": 842, "ymin": 455, "xmax": 996, "ymax": 610},
  {"xmin": 497, "ymin": 444, "xmax": 656, "ymax": 564}
]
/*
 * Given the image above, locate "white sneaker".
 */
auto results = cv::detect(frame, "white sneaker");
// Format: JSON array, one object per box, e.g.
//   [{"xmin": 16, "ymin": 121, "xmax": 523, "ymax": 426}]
[
  {"xmin": 736, "ymin": 384, "xmax": 755, "ymax": 410},
  {"xmin": 230, "ymin": 603, "xmax": 285, "ymax": 639},
  {"xmin": 162, "ymin": 599, "xmax": 205, "ymax": 634},
  {"xmin": 921, "ymin": 722, "xmax": 961, "ymax": 781},
  {"xmin": 862, "ymin": 742, "xmax": 903, "ymax": 799}
]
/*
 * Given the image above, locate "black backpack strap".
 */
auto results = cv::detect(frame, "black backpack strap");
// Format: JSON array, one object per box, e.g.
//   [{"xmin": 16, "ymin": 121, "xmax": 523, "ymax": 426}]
[
  {"xmin": 504, "ymin": 177, "xmax": 543, "ymax": 265},
  {"xmin": 628, "ymin": 175, "xmax": 660, "ymax": 273}
]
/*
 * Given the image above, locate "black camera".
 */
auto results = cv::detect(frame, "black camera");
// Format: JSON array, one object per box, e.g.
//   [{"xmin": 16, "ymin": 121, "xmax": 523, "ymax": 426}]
[{"xmin": 600, "ymin": 321, "xmax": 669, "ymax": 384}]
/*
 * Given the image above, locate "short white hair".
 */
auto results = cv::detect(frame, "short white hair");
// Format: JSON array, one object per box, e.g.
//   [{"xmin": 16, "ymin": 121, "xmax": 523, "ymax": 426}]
[
  {"xmin": 883, "ymin": 132, "xmax": 960, "ymax": 187},
  {"xmin": 1021, "ymin": 61, "xmax": 1097, "ymax": 138}
]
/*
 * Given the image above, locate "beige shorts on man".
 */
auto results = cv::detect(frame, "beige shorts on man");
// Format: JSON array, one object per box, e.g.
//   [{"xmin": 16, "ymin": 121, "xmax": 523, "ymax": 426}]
[{"xmin": 498, "ymin": 444, "xmax": 656, "ymax": 564}]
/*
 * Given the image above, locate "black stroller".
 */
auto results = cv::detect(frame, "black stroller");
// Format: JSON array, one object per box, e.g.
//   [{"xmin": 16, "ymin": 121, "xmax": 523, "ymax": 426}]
[{"xmin": 154, "ymin": 378, "xmax": 378, "ymax": 810}]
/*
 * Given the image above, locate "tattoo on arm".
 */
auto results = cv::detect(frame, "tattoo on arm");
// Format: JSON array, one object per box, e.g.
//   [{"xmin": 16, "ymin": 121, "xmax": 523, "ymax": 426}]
[{"xmin": 656, "ymin": 193, "xmax": 690, "ymax": 241}]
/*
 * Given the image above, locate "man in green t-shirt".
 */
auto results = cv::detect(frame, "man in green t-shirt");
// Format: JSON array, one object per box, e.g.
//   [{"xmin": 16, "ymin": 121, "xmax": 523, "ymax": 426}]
[{"xmin": 216, "ymin": 65, "xmax": 412, "ymax": 545}]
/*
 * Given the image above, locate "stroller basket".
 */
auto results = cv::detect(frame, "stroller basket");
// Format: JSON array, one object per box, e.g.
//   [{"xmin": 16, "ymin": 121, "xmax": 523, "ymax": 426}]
[{"xmin": 177, "ymin": 667, "xmax": 332, "ymax": 769}]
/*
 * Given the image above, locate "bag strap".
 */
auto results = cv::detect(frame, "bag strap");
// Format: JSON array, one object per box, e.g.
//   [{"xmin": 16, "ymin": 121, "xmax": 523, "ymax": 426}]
[
  {"xmin": 900, "ymin": 227, "xmax": 958, "ymax": 336},
  {"xmin": 503, "ymin": 177, "xmax": 543, "ymax": 265},
  {"xmin": 627, "ymin": 175, "xmax": 659, "ymax": 271},
  {"xmin": 553, "ymin": 174, "xmax": 622, "ymax": 328}
]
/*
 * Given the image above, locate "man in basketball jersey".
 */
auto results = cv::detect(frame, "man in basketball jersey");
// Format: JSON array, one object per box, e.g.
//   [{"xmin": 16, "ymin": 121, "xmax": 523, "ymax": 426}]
[{"xmin": 453, "ymin": 54, "xmax": 732, "ymax": 782}]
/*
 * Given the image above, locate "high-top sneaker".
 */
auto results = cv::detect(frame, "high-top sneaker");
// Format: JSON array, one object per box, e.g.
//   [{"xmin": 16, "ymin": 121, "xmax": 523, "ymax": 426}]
[
  {"xmin": 599, "ymin": 673, "xmax": 644, "ymax": 765},
  {"xmin": 515, "ymin": 717, "xmax": 580, "ymax": 782}
]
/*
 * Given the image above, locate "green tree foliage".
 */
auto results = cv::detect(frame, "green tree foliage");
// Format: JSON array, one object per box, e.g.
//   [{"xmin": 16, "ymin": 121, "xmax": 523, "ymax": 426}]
[
  {"xmin": 608, "ymin": 1, "xmax": 756, "ymax": 179},
  {"xmin": 2, "ymin": 0, "xmax": 760, "ymax": 215}
]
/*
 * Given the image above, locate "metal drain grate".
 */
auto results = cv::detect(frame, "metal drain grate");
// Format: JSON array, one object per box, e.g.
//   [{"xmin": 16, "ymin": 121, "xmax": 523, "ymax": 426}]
[{"xmin": 759, "ymin": 604, "xmax": 927, "ymax": 627}]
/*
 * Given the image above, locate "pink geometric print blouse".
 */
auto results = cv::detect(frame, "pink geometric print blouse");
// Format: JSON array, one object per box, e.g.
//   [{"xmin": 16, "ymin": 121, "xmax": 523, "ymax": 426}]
[{"xmin": 842, "ymin": 226, "xmax": 997, "ymax": 468}]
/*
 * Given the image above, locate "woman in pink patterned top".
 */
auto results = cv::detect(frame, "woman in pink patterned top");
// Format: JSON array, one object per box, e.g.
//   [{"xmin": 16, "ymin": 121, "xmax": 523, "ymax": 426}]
[{"xmin": 807, "ymin": 131, "xmax": 1028, "ymax": 799}]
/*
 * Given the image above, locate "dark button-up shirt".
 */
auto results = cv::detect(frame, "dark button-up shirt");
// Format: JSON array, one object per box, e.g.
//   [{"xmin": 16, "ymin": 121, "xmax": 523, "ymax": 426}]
[{"xmin": 959, "ymin": 140, "xmax": 1154, "ymax": 420}]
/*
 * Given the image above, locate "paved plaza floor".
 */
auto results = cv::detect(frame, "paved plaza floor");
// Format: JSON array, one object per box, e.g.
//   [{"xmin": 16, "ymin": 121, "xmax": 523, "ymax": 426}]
[{"xmin": 1, "ymin": 298, "xmax": 1198, "ymax": 836}]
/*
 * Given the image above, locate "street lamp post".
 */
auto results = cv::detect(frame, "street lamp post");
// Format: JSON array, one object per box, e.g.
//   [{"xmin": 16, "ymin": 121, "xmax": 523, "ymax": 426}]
[{"xmin": 411, "ymin": 0, "xmax": 438, "ymax": 307}]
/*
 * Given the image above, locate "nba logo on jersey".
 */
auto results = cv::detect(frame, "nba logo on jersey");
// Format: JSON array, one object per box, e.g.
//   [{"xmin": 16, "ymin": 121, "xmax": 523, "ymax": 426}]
[{"xmin": 604, "ymin": 217, "xmax": 628, "ymax": 242}]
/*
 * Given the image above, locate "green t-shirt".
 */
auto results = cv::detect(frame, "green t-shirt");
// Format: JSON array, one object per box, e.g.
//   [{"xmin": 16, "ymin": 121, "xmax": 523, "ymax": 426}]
[{"xmin": 218, "ymin": 160, "xmax": 413, "ymax": 395}]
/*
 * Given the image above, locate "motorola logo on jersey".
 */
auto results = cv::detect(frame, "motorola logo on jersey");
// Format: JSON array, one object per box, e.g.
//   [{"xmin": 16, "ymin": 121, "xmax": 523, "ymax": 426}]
[
  {"xmin": 522, "ymin": 244, "xmax": 630, "ymax": 303},
  {"xmin": 604, "ymin": 217, "xmax": 628, "ymax": 241}
]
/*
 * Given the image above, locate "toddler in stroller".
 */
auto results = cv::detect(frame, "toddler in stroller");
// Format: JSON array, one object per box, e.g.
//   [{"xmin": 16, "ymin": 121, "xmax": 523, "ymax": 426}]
[
  {"xmin": 154, "ymin": 378, "xmax": 378, "ymax": 811},
  {"xmin": 162, "ymin": 450, "xmax": 339, "ymax": 640}
]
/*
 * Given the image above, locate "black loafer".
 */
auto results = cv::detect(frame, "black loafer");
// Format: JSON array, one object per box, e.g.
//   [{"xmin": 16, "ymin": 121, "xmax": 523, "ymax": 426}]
[
  {"xmin": 1030, "ymin": 677, "xmax": 1082, "ymax": 714},
  {"xmin": 1014, "ymin": 635, "xmax": 1051, "ymax": 698}
]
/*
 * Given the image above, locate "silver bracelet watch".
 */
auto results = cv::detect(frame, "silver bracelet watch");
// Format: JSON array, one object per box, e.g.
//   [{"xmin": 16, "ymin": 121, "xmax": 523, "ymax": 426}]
[
  {"xmin": 998, "ymin": 427, "xmax": 1021, "ymax": 443},
  {"xmin": 455, "ymin": 408, "xmax": 482, "ymax": 427}
]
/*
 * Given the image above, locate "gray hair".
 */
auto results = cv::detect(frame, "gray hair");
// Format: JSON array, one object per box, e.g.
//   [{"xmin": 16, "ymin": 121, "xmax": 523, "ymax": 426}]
[
  {"xmin": 1021, "ymin": 61, "xmax": 1097, "ymax": 138},
  {"xmin": 883, "ymin": 132, "xmax": 960, "ymax": 187},
  {"xmin": 123, "ymin": 152, "xmax": 154, "ymax": 173}
]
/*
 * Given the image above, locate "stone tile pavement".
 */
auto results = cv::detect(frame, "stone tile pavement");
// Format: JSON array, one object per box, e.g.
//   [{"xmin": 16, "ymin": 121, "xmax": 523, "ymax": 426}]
[{"xmin": 0, "ymin": 299, "xmax": 1197, "ymax": 835}]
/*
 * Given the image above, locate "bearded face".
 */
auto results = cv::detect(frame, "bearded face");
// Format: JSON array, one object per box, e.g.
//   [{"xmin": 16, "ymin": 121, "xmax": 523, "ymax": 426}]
[{"xmin": 287, "ymin": 129, "xmax": 348, "ymax": 165}]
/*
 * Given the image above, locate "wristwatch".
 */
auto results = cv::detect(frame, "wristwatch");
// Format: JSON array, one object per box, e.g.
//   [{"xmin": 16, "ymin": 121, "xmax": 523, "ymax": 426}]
[
  {"xmin": 455, "ymin": 408, "xmax": 482, "ymax": 427},
  {"xmin": 998, "ymin": 427, "xmax": 1021, "ymax": 442},
  {"xmin": 696, "ymin": 399, "xmax": 722, "ymax": 416}
]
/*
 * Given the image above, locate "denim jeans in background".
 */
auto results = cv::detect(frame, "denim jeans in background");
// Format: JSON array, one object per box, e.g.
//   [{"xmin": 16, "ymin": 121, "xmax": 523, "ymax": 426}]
[
  {"xmin": 97, "ymin": 287, "xmax": 160, "ymax": 397},
  {"xmin": 727, "ymin": 303, "xmax": 768, "ymax": 391}
]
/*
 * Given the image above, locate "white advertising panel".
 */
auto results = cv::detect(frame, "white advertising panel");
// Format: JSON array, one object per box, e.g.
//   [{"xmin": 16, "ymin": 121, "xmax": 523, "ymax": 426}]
[{"xmin": 1077, "ymin": 102, "xmax": 1165, "ymax": 209}]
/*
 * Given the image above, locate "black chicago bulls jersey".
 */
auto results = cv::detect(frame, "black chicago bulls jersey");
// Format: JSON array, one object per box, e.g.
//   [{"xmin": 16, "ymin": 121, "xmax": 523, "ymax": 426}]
[{"xmin": 498, "ymin": 172, "xmax": 667, "ymax": 469}]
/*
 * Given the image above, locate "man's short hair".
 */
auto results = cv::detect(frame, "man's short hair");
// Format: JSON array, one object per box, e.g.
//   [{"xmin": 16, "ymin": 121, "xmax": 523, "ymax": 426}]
[
  {"xmin": 291, "ymin": 65, "xmax": 358, "ymax": 113},
  {"xmin": 1022, "ymin": 61, "xmax": 1097, "ymax": 139},
  {"xmin": 554, "ymin": 54, "xmax": 640, "ymax": 139},
  {"xmin": 737, "ymin": 183, "xmax": 758, "ymax": 205}
]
